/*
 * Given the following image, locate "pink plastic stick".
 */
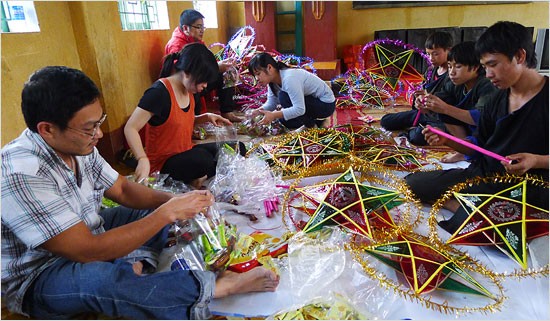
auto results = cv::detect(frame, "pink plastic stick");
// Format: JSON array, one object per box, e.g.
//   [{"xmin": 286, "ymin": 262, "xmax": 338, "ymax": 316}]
[
  {"xmin": 263, "ymin": 200, "xmax": 271, "ymax": 217},
  {"xmin": 412, "ymin": 110, "xmax": 421, "ymax": 126},
  {"xmin": 426, "ymin": 126, "xmax": 512, "ymax": 164}
]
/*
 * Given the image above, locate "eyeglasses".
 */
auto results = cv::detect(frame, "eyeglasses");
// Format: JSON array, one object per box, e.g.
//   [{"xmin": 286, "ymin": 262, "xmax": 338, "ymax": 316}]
[
  {"xmin": 66, "ymin": 113, "xmax": 107, "ymax": 139},
  {"xmin": 189, "ymin": 24, "xmax": 206, "ymax": 31}
]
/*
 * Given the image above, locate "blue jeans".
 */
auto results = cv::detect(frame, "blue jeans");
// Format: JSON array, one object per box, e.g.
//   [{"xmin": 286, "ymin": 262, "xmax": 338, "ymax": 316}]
[
  {"xmin": 278, "ymin": 91, "xmax": 335, "ymax": 129},
  {"xmin": 22, "ymin": 207, "xmax": 216, "ymax": 319}
]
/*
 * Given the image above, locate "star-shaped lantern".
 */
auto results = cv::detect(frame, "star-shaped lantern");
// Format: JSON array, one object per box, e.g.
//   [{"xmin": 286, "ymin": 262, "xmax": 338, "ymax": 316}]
[
  {"xmin": 354, "ymin": 143, "xmax": 429, "ymax": 171},
  {"xmin": 287, "ymin": 167, "xmax": 402, "ymax": 238},
  {"xmin": 361, "ymin": 232, "xmax": 495, "ymax": 297},
  {"xmin": 247, "ymin": 128, "xmax": 353, "ymax": 176},
  {"xmin": 333, "ymin": 69, "xmax": 392, "ymax": 109},
  {"xmin": 365, "ymin": 44, "xmax": 424, "ymax": 91},
  {"xmin": 446, "ymin": 179, "xmax": 549, "ymax": 270},
  {"xmin": 334, "ymin": 124, "xmax": 393, "ymax": 146}
]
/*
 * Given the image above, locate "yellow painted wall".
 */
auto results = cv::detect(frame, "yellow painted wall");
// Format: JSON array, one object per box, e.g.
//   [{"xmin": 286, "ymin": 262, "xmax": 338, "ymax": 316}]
[
  {"xmin": 1, "ymin": 1, "xmax": 227, "ymax": 162},
  {"xmin": 227, "ymin": 1, "xmax": 246, "ymax": 31},
  {"xmin": 2, "ymin": 0, "xmax": 549, "ymax": 157},
  {"xmin": 1, "ymin": 1, "xmax": 81, "ymax": 147},
  {"xmin": 337, "ymin": 1, "xmax": 550, "ymax": 56}
]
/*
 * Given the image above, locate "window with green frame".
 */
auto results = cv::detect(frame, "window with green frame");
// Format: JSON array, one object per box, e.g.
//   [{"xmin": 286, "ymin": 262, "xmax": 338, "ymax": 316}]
[
  {"xmin": 1, "ymin": 1, "xmax": 40, "ymax": 33},
  {"xmin": 118, "ymin": 1, "xmax": 169, "ymax": 31}
]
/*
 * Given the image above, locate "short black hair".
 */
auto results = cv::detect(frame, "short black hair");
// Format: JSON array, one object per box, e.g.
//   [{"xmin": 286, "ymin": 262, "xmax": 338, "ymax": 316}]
[
  {"xmin": 447, "ymin": 41, "xmax": 481, "ymax": 67},
  {"xmin": 179, "ymin": 9, "xmax": 204, "ymax": 29},
  {"xmin": 160, "ymin": 43, "xmax": 219, "ymax": 84},
  {"xmin": 448, "ymin": 41, "xmax": 483, "ymax": 74},
  {"xmin": 21, "ymin": 66, "xmax": 100, "ymax": 132},
  {"xmin": 475, "ymin": 21, "xmax": 537, "ymax": 68},
  {"xmin": 425, "ymin": 31, "xmax": 453, "ymax": 50}
]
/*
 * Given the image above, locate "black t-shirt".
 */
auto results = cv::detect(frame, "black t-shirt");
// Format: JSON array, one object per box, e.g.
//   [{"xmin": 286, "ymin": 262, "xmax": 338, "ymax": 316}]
[
  {"xmin": 424, "ymin": 67, "xmax": 449, "ymax": 94},
  {"xmin": 138, "ymin": 80, "xmax": 191, "ymax": 126},
  {"xmin": 437, "ymin": 76, "xmax": 498, "ymax": 127},
  {"xmin": 473, "ymin": 76, "xmax": 549, "ymax": 179}
]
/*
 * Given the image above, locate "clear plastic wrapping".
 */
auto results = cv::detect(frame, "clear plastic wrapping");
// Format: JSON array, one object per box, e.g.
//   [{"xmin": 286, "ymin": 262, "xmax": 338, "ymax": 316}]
[
  {"xmin": 267, "ymin": 291, "xmax": 372, "ymax": 320},
  {"xmin": 171, "ymin": 204, "xmax": 237, "ymax": 273},
  {"xmin": 281, "ymin": 226, "xmax": 398, "ymax": 319},
  {"xmin": 208, "ymin": 141, "xmax": 286, "ymax": 219}
]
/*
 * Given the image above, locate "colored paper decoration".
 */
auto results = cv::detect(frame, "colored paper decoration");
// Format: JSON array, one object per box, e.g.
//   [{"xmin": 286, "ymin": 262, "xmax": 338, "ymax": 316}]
[
  {"xmin": 282, "ymin": 162, "xmax": 423, "ymax": 238},
  {"xmin": 349, "ymin": 231, "xmax": 506, "ymax": 315},
  {"xmin": 443, "ymin": 177, "xmax": 548, "ymax": 269},
  {"xmin": 292, "ymin": 167, "xmax": 402, "ymax": 237},
  {"xmin": 247, "ymin": 128, "xmax": 353, "ymax": 177}
]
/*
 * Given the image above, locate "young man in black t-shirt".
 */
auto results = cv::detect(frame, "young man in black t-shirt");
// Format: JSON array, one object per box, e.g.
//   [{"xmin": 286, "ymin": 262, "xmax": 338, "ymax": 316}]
[
  {"xmin": 416, "ymin": 41, "xmax": 498, "ymax": 163},
  {"xmin": 405, "ymin": 21, "xmax": 549, "ymax": 233}
]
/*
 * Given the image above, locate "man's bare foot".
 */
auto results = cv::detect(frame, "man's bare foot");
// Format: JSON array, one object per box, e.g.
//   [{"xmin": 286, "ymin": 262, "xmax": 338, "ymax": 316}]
[
  {"xmin": 222, "ymin": 112, "xmax": 245, "ymax": 123},
  {"xmin": 441, "ymin": 152, "xmax": 466, "ymax": 163},
  {"xmin": 190, "ymin": 175, "xmax": 208, "ymax": 190},
  {"xmin": 213, "ymin": 266, "xmax": 279, "ymax": 298},
  {"xmin": 132, "ymin": 261, "xmax": 144, "ymax": 275}
]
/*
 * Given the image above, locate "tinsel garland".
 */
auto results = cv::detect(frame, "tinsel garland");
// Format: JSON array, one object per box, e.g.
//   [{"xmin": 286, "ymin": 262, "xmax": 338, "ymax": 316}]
[
  {"xmin": 427, "ymin": 173, "xmax": 549, "ymax": 278},
  {"xmin": 346, "ymin": 230, "xmax": 507, "ymax": 316},
  {"xmin": 359, "ymin": 38, "xmax": 433, "ymax": 87},
  {"xmin": 281, "ymin": 158, "xmax": 424, "ymax": 239},
  {"xmin": 246, "ymin": 128, "xmax": 355, "ymax": 178}
]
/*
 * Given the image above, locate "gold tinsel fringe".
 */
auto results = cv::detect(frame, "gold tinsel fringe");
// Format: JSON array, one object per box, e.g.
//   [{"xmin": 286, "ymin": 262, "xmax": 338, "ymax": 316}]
[
  {"xmin": 345, "ymin": 233, "xmax": 507, "ymax": 315},
  {"xmin": 427, "ymin": 173, "xmax": 549, "ymax": 278}
]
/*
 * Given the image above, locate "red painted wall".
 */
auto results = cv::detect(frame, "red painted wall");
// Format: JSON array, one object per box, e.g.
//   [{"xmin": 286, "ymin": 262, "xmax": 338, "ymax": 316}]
[
  {"xmin": 244, "ymin": 1, "xmax": 277, "ymax": 52},
  {"xmin": 303, "ymin": 1, "xmax": 338, "ymax": 61}
]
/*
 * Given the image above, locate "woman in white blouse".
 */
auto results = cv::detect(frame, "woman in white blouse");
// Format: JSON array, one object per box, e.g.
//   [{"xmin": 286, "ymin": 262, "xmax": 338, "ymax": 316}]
[{"xmin": 248, "ymin": 53, "xmax": 336, "ymax": 129}]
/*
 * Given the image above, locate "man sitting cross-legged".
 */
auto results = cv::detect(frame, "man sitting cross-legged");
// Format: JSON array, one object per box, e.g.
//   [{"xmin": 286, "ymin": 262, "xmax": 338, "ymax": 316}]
[{"xmin": 1, "ymin": 66, "xmax": 278, "ymax": 320}]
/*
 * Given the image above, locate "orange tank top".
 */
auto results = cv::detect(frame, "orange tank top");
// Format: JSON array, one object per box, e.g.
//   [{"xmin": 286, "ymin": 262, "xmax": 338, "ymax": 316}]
[{"xmin": 145, "ymin": 78, "xmax": 195, "ymax": 173}]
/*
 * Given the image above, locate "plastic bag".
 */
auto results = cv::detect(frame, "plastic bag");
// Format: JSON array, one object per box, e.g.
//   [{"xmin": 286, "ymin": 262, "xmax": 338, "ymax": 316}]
[
  {"xmin": 287, "ymin": 227, "xmax": 347, "ymax": 299},
  {"xmin": 208, "ymin": 142, "xmax": 285, "ymax": 219},
  {"xmin": 228, "ymin": 231, "xmax": 291, "ymax": 273},
  {"xmin": 267, "ymin": 291, "xmax": 372, "ymax": 320},
  {"xmin": 235, "ymin": 110, "xmax": 288, "ymax": 137},
  {"xmin": 285, "ymin": 227, "xmax": 399, "ymax": 319},
  {"xmin": 171, "ymin": 203, "xmax": 238, "ymax": 273},
  {"xmin": 126, "ymin": 171, "xmax": 192, "ymax": 194}
]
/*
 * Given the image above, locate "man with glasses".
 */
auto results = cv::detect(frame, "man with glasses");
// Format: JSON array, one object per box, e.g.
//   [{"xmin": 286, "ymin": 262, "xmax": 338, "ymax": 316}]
[
  {"xmin": 1, "ymin": 66, "xmax": 279, "ymax": 319},
  {"xmin": 165, "ymin": 9, "xmax": 244, "ymax": 122},
  {"xmin": 66, "ymin": 112, "xmax": 107, "ymax": 139}
]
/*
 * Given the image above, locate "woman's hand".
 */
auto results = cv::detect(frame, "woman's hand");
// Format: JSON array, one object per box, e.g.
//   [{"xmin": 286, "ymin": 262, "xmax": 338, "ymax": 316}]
[
  {"xmin": 209, "ymin": 113, "xmax": 233, "ymax": 126},
  {"xmin": 135, "ymin": 157, "xmax": 151, "ymax": 184},
  {"xmin": 218, "ymin": 58, "xmax": 236, "ymax": 73},
  {"xmin": 196, "ymin": 113, "xmax": 233, "ymax": 126},
  {"xmin": 258, "ymin": 110, "xmax": 277, "ymax": 126}
]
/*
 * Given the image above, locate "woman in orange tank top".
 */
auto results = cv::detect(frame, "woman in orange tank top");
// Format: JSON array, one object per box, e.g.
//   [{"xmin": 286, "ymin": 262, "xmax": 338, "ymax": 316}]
[{"xmin": 124, "ymin": 43, "xmax": 237, "ymax": 188}]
